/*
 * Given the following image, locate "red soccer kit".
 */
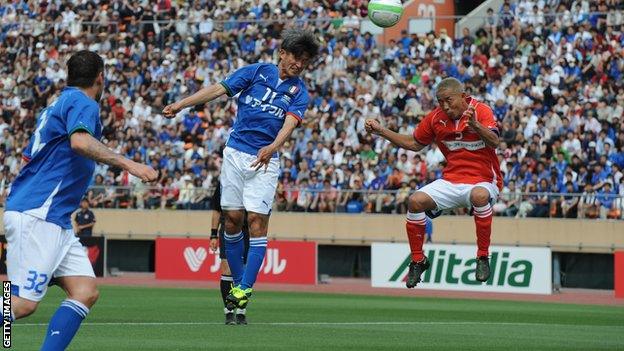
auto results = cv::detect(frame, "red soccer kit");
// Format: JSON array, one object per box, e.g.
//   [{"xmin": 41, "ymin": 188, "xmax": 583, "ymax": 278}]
[{"xmin": 413, "ymin": 97, "xmax": 503, "ymax": 190}]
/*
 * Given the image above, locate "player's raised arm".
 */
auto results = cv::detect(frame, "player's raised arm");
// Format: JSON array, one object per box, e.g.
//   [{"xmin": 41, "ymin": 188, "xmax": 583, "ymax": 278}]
[
  {"xmin": 70, "ymin": 132, "xmax": 158, "ymax": 182},
  {"xmin": 163, "ymin": 83, "xmax": 227, "ymax": 118},
  {"xmin": 465, "ymin": 104, "xmax": 500, "ymax": 148},
  {"xmin": 365, "ymin": 118, "xmax": 426, "ymax": 152}
]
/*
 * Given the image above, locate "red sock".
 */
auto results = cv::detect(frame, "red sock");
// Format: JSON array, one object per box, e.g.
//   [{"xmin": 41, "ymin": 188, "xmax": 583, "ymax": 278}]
[
  {"xmin": 473, "ymin": 204, "xmax": 493, "ymax": 257},
  {"xmin": 406, "ymin": 212, "xmax": 427, "ymax": 262}
]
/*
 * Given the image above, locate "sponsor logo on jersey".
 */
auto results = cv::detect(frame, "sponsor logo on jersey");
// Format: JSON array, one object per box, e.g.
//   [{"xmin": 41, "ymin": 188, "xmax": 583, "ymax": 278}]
[{"xmin": 442, "ymin": 140, "xmax": 486, "ymax": 151}]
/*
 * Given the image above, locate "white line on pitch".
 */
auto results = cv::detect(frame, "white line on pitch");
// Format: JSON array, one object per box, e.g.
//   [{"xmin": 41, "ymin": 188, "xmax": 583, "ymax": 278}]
[{"xmin": 13, "ymin": 321, "xmax": 624, "ymax": 328}]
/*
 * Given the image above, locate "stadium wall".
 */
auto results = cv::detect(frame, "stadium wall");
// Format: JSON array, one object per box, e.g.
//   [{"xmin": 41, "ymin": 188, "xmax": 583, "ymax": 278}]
[
  {"xmin": 6, "ymin": 209, "xmax": 616, "ymax": 254},
  {"xmin": 0, "ymin": 209, "xmax": 617, "ymax": 289}
]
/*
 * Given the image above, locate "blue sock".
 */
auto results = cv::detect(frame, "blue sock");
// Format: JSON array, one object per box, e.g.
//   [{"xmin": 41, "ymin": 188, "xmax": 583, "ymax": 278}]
[
  {"xmin": 224, "ymin": 231, "xmax": 245, "ymax": 286},
  {"xmin": 241, "ymin": 237, "xmax": 268, "ymax": 289},
  {"xmin": 40, "ymin": 299, "xmax": 89, "ymax": 351}
]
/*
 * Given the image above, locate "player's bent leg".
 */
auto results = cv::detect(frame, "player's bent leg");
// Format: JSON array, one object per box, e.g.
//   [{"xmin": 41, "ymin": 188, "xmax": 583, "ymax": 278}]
[
  {"xmin": 39, "ymin": 276, "xmax": 97, "ymax": 351},
  {"xmin": 404, "ymin": 192, "xmax": 437, "ymax": 288},
  {"xmin": 470, "ymin": 186, "xmax": 495, "ymax": 282},
  {"xmin": 40, "ymin": 232, "xmax": 96, "ymax": 350}
]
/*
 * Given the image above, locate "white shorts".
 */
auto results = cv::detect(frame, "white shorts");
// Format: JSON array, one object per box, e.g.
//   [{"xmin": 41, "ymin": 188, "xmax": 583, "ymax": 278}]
[
  {"xmin": 418, "ymin": 179, "xmax": 500, "ymax": 211},
  {"xmin": 220, "ymin": 146, "xmax": 279, "ymax": 215},
  {"xmin": 3, "ymin": 211, "xmax": 95, "ymax": 302}
]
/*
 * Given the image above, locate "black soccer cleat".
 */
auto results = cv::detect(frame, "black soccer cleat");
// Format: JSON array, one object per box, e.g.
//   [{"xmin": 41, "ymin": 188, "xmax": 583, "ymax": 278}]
[
  {"xmin": 476, "ymin": 256, "xmax": 490, "ymax": 282},
  {"xmin": 406, "ymin": 257, "xmax": 431, "ymax": 288},
  {"xmin": 236, "ymin": 313, "xmax": 247, "ymax": 325},
  {"xmin": 224, "ymin": 312, "xmax": 236, "ymax": 325}
]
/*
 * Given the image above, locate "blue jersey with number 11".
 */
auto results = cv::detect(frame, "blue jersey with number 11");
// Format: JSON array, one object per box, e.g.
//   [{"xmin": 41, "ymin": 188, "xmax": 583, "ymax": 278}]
[
  {"xmin": 6, "ymin": 87, "xmax": 102, "ymax": 229},
  {"xmin": 220, "ymin": 63, "xmax": 309, "ymax": 156}
]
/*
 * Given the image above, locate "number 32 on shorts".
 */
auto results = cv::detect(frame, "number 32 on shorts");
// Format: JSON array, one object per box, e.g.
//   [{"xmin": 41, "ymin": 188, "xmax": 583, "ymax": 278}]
[{"xmin": 24, "ymin": 270, "xmax": 49, "ymax": 294}]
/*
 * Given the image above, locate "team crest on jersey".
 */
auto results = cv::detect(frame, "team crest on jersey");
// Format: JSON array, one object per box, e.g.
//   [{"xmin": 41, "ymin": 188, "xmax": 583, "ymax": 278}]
[{"xmin": 288, "ymin": 85, "xmax": 299, "ymax": 94}]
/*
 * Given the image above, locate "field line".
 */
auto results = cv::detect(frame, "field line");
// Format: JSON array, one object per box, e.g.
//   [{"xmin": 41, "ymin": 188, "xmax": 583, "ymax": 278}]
[{"xmin": 14, "ymin": 321, "xmax": 624, "ymax": 328}]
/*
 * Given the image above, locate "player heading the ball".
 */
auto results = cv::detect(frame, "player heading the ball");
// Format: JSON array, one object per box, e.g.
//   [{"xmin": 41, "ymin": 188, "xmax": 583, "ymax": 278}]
[
  {"xmin": 164, "ymin": 29, "xmax": 319, "ymax": 315},
  {"xmin": 365, "ymin": 77, "xmax": 502, "ymax": 288}
]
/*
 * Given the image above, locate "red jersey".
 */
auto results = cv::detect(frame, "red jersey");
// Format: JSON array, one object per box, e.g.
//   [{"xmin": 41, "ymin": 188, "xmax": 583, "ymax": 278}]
[{"xmin": 413, "ymin": 97, "xmax": 503, "ymax": 190}]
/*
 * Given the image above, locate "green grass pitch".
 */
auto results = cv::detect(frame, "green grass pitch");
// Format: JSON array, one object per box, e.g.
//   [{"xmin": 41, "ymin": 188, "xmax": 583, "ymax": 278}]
[{"xmin": 13, "ymin": 285, "xmax": 624, "ymax": 350}]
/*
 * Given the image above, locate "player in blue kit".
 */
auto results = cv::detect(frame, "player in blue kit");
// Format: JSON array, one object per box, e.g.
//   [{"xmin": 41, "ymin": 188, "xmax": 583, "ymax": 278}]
[
  {"xmin": 164, "ymin": 29, "xmax": 319, "ymax": 316},
  {"xmin": 4, "ymin": 50, "xmax": 158, "ymax": 349}
]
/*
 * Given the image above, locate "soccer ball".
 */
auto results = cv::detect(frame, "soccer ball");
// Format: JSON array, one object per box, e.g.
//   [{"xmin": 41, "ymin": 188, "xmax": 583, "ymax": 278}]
[{"xmin": 368, "ymin": 0, "xmax": 404, "ymax": 28}]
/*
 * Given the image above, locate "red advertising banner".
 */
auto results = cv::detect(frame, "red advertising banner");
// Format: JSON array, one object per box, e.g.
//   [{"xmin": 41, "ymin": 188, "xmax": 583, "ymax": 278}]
[
  {"xmin": 155, "ymin": 238, "xmax": 317, "ymax": 285},
  {"xmin": 616, "ymin": 251, "xmax": 624, "ymax": 298}
]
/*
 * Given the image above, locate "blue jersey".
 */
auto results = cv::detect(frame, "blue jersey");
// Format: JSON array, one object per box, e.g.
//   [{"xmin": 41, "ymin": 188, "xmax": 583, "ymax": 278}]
[
  {"xmin": 6, "ymin": 87, "xmax": 102, "ymax": 229},
  {"xmin": 220, "ymin": 63, "xmax": 308, "ymax": 156}
]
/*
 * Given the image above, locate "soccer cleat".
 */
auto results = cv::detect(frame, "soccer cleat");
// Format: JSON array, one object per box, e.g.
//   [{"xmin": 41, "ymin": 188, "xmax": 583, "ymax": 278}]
[
  {"xmin": 406, "ymin": 257, "xmax": 430, "ymax": 288},
  {"xmin": 224, "ymin": 312, "xmax": 236, "ymax": 325},
  {"xmin": 476, "ymin": 256, "xmax": 490, "ymax": 282},
  {"xmin": 236, "ymin": 313, "xmax": 247, "ymax": 325},
  {"xmin": 225, "ymin": 286, "xmax": 253, "ymax": 310}
]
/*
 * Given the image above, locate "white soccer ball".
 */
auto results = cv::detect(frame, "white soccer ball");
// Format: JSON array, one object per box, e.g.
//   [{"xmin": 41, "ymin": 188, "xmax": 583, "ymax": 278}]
[{"xmin": 367, "ymin": 0, "xmax": 404, "ymax": 28}]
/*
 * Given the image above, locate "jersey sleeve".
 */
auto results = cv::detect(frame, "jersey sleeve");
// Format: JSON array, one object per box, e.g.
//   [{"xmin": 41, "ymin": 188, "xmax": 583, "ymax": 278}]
[
  {"xmin": 220, "ymin": 63, "xmax": 260, "ymax": 97},
  {"xmin": 286, "ymin": 86, "xmax": 309, "ymax": 125},
  {"xmin": 65, "ymin": 95, "xmax": 100, "ymax": 136},
  {"xmin": 413, "ymin": 111, "xmax": 435, "ymax": 146},
  {"xmin": 476, "ymin": 103, "xmax": 499, "ymax": 135}
]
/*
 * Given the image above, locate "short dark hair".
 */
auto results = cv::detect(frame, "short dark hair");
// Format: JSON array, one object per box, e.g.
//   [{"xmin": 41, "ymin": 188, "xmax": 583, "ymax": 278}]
[
  {"xmin": 67, "ymin": 50, "xmax": 104, "ymax": 88},
  {"xmin": 280, "ymin": 29, "xmax": 319, "ymax": 60}
]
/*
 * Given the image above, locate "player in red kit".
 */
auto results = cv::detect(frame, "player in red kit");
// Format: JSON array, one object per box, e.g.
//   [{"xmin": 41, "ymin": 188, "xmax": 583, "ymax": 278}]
[{"xmin": 365, "ymin": 78, "xmax": 502, "ymax": 288}]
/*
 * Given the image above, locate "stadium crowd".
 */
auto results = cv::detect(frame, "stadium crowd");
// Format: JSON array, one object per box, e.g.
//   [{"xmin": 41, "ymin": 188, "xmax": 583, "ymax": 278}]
[{"xmin": 0, "ymin": 0, "xmax": 623, "ymax": 219}]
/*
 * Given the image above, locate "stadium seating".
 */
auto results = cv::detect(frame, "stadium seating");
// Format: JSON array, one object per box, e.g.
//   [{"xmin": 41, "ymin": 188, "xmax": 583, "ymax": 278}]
[{"xmin": 0, "ymin": 0, "xmax": 622, "ymax": 219}]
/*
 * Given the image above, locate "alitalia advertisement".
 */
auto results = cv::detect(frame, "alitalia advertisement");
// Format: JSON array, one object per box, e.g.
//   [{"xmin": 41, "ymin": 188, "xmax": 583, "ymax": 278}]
[{"xmin": 372, "ymin": 243, "xmax": 552, "ymax": 294}]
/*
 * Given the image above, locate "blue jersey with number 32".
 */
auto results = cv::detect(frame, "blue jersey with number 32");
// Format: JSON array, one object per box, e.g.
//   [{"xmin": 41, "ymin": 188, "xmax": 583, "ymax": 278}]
[
  {"xmin": 6, "ymin": 87, "xmax": 102, "ymax": 229},
  {"xmin": 220, "ymin": 63, "xmax": 309, "ymax": 156}
]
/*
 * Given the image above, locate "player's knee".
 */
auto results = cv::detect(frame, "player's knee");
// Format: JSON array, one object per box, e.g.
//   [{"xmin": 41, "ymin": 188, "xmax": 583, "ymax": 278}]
[
  {"xmin": 408, "ymin": 193, "xmax": 433, "ymax": 213},
  {"xmin": 14, "ymin": 299, "xmax": 38, "ymax": 319},
  {"xmin": 224, "ymin": 212, "xmax": 244, "ymax": 234},
  {"xmin": 69, "ymin": 286, "xmax": 99, "ymax": 308},
  {"xmin": 247, "ymin": 214, "xmax": 268, "ymax": 237},
  {"xmin": 224, "ymin": 220, "xmax": 240, "ymax": 235},
  {"xmin": 470, "ymin": 188, "xmax": 490, "ymax": 206}
]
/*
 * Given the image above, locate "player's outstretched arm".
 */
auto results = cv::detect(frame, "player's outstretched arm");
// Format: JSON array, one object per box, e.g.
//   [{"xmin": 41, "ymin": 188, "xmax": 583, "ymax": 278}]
[
  {"xmin": 162, "ymin": 84, "xmax": 227, "ymax": 118},
  {"xmin": 365, "ymin": 118, "xmax": 425, "ymax": 152},
  {"xmin": 251, "ymin": 114, "xmax": 299, "ymax": 171},
  {"xmin": 70, "ymin": 131, "xmax": 158, "ymax": 182}
]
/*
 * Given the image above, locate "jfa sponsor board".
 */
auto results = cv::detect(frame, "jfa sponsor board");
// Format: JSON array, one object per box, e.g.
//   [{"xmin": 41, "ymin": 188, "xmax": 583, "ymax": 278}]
[{"xmin": 372, "ymin": 243, "xmax": 552, "ymax": 294}]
